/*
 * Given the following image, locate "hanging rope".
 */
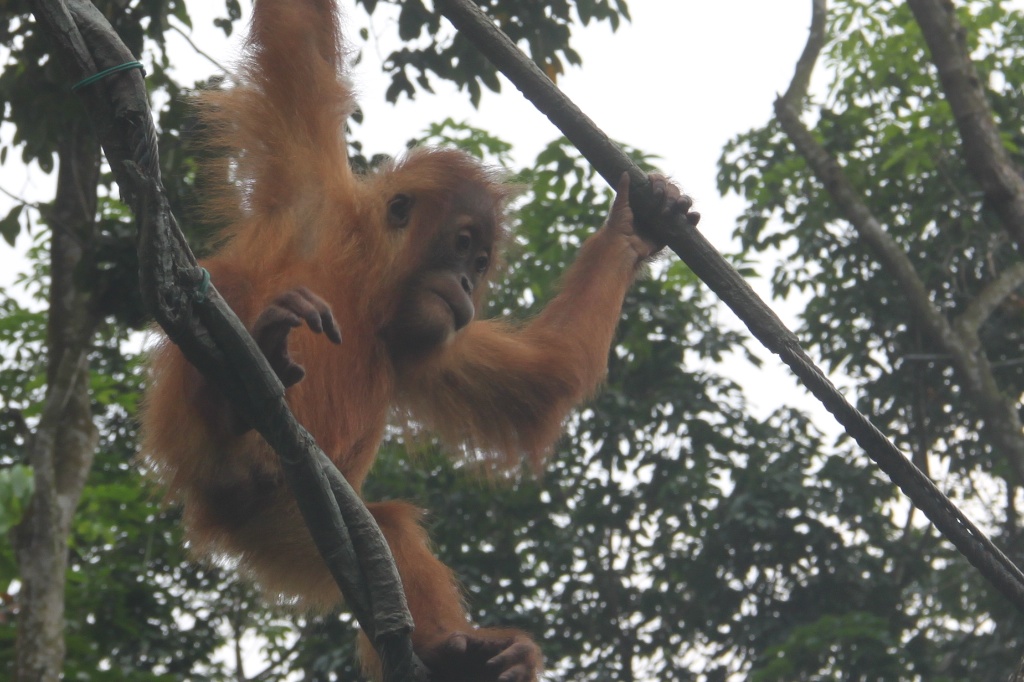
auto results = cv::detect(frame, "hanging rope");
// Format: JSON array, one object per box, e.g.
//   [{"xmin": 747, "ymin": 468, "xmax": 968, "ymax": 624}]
[{"xmin": 31, "ymin": 1, "xmax": 426, "ymax": 679}]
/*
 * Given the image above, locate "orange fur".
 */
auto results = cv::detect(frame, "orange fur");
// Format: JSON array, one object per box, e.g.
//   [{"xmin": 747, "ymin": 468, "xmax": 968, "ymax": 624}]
[{"xmin": 140, "ymin": 1, "xmax": 677, "ymax": 679}]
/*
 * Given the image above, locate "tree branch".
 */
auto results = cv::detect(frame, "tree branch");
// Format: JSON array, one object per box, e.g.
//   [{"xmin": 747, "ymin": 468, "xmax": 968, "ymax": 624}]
[
  {"xmin": 775, "ymin": 1, "xmax": 961, "ymax": 356},
  {"xmin": 432, "ymin": 0, "xmax": 1024, "ymax": 613},
  {"xmin": 957, "ymin": 261, "xmax": 1024, "ymax": 336},
  {"xmin": 774, "ymin": 0, "xmax": 1024, "ymax": 487},
  {"xmin": 781, "ymin": 0, "xmax": 827, "ymax": 105},
  {"xmin": 908, "ymin": 0, "xmax": 1024, "ymax": 249}
]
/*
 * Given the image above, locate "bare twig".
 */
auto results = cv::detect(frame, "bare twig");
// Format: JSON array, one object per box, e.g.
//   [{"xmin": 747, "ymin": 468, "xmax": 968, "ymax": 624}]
[{"xmin": 169, "ymin": 23, "xmax": 230, "ymax": 75}]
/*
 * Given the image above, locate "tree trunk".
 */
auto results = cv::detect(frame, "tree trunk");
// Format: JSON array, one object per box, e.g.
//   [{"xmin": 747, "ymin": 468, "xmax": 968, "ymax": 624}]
[{"xmin": 12, "ymin": 119, "xmax": 100, "ymax": 682}]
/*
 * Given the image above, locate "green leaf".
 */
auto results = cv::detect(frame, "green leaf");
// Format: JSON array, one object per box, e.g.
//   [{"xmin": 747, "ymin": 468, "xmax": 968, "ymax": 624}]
[{"xmin": 0, "ymin": 204, "xmax": 22, "ymax": 246}]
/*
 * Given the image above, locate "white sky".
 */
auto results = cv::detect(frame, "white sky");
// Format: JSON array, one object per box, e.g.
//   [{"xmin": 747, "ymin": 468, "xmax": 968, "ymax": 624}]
[{"xmin": 0, "ymin": 1, "xmax": 830, "ymax": 422}]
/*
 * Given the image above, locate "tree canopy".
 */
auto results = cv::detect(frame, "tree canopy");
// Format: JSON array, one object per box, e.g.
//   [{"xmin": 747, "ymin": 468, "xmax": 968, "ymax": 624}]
[{"xmin": 2, "ymin": 0, "xmax": 1024, "ymax": 680}]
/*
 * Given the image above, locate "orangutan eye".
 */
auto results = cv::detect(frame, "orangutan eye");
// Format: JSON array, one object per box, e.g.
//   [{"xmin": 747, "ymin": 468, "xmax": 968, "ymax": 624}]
[
  {"xmin": 455, "ymin": 230, "xmax": 473, "ymax": 253},
  {"xmin": 387, "ymin": 194, "xmax": 414, "ymax": 227},
  {"xmin": 474, "ymin": 254, "xmax": 490, "ymax": 274}
]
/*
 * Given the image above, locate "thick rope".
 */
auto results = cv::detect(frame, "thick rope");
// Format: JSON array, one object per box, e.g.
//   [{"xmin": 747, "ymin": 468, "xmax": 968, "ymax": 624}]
[{"xmin": 33, "ymin": 1, "xmax": 426, "ymax": 678}]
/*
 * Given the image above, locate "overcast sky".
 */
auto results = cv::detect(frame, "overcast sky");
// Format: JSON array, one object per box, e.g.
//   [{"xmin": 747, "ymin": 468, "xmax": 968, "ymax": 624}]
[{"xmin": 0, "ymin": 1, "xmax": 827, "ymax": 421}]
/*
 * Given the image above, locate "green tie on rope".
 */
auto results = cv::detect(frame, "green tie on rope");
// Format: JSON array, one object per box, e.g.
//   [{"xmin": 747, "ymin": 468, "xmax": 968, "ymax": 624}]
[{"xmin": 71, "ymin": 60, "xmax": 145, "ymax": 92}]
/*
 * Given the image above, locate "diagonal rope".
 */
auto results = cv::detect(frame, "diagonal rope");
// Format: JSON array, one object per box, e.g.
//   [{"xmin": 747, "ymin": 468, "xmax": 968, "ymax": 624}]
[{"xmin": 432, "ymin": 0, "xmax": 1024, "ymax": 614}]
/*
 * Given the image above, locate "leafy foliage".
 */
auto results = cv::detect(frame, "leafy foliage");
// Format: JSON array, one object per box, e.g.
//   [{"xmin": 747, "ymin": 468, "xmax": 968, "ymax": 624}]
[
  {"xmin": 719, "ymin": 0, "xmax": 1024, "ymax": 677},
  {"xmin": 353, "ymin": 0, "xmax": 630, "ymax": 105},
  {"xmin": 10, "ymin": 0, "xmax": 1024, "ymax": 680}
]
